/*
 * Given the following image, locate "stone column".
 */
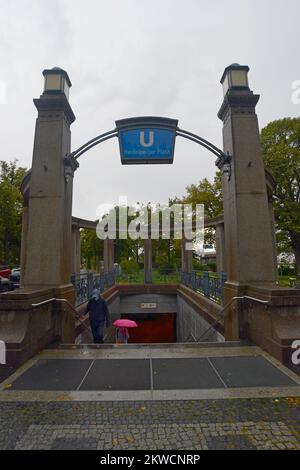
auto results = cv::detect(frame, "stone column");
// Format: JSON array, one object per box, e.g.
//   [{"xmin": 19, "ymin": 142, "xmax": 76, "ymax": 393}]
[
  {"xmin": 215, "ymin": 222, "xmax": 226, "ymax": 275},
  {"xmin": 144, "ymin": 239, "xmax": 152, "ymax": 283},
  {"xmin": 268, "ymin": 195, "xmax": 278, "ymax": 280},
  {"xmin": 20, "ymin": 204, "xmax": 29, "ymax": 287},
  {"xmin": 23, "ymin": 69, "xmax": 77, "ymax": 294},
  {"xmin": 218, "ymin": 64, "xmax": 277, "ymax": 339},
  {"xmin": 181, "ymin": 233, "xmax": 193, "ymax": 273},
  {"xmin": 104, "ymin": 238, "xmax": 114, "ymax": 272},
  {"xmin": 72, "ymin": 225, "xmax": 81, "ymax": 275}
]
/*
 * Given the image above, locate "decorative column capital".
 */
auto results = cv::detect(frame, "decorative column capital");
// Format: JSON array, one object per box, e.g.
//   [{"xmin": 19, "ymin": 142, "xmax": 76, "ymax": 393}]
[
  {"xmin": 218, "ymin": 90, "xmax": 260, "ymax": 123},
  {"xmin": 33, "ymin": 94, "xmax": 76, "ymax": 126}
]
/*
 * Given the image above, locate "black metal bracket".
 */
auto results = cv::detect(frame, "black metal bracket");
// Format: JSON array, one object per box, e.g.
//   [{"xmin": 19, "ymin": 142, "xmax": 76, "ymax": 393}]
[{"xmin": 65, "ymin": 118, "xmax": 232, "ymax": 176}]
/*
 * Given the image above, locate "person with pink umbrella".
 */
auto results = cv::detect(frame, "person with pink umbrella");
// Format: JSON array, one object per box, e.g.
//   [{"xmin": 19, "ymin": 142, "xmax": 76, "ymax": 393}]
[{"xmin": 113, "ymin": 319, "xmax": 138, "ymax": 344}]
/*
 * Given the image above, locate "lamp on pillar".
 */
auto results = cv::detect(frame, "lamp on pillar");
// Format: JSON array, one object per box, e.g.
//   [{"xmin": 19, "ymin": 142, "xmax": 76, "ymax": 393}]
[
  {"xmin": 220, "ymin": 63, "xmax": 249, "ymax": 97},
  {"xmin": 217, "ymin": 63, "xmax": 277, "ymax": 339},
  {"xmin": 23, "ymin": 67, "xmax": 76, "ymax": 290},
  {"xmin": 43, "ymin": 67, "xmax": 72, "ymax": 99}
]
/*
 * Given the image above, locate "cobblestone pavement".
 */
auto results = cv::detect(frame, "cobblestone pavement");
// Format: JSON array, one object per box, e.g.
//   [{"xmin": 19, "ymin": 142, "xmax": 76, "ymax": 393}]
[{"xmin": 0, "ymin": 398, "xmax": 299, "ymax": 450}]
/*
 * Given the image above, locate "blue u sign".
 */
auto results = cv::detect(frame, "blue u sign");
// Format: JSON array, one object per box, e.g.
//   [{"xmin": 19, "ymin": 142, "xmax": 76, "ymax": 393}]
[{"xmin": 116, "ymin": 117, "xmax": 178, "ymax": 164}]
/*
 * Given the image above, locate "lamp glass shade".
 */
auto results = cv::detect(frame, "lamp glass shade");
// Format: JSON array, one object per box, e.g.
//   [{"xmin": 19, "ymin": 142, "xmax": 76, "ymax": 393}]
[
  {"xmin": 63, "ymin": 78, "xmax": 70, "ymax": 99},
  {"xmin": 221, "ymin": 65, "xmax": 250, "ymax": 96},
  {"xmin": 43, "ymin": 70, "xmax": 70, "ymax": 98},
  {"xmin": 222, "ymin": 74, "xmax": 230, "ymax": 96},
  {"xmin": 44, "ymin": 74, "xmax": 62, "ymax": 92},
  {"xmin": 230, "ymin": 69, "xmax": 248, "ymax": 87}
]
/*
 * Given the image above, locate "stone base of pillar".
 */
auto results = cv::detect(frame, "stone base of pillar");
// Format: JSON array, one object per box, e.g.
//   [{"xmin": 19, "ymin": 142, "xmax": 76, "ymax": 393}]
[
  {"xmin": 223, "ymin": 281, "xmax": 247, "ymax": 341},
  {"xmin": 53, "ymin": 283, "xmax": 76, "ymax": 343},
  {"xmin": 0, "ymin": 284, "xmax": 76, "ymax": 368},
  {"xmin": 223, "ymin": 281, "xmax": 300, "ymax": 364}
]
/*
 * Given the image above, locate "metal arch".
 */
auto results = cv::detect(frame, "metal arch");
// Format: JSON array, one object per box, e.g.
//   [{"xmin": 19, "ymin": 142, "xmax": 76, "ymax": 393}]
[
  {"xmin": 176, "ymin": 128, "xmax": 231, "ymax": 166},
  {"xmin": 65, "ymin": 120, "xmax": 231, "ymax": 170},
  {"xmin": 69, "ymin": 129, "xmax": 118, "ymax": 160},
  {"xmin": 176, "ymin": 131, "xmax": 222, "ymax": 159}
]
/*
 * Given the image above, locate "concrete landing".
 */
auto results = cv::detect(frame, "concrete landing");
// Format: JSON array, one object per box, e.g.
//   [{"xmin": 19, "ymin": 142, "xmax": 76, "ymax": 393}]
[{"xmin": 1, "ymin": 344, "xmax": 299, "ymax": 401}]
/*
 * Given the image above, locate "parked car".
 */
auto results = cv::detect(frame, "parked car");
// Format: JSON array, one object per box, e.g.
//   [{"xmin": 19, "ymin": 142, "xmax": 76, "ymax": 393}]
[
  {"xmin": 0, "ymin": 276, "xmax": 14, "ymax": 292},
  {"xmin": 0, "ymin": 266, "xmax": 11, "ymax": 279},
  {"xmin": 10, "ymin": 268, "xmax": 21, "ymax": 288}
]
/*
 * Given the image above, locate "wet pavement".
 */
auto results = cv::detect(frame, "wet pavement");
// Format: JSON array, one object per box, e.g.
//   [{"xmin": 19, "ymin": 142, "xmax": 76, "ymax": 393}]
[
  {"xmin": 0, "ymin": 344, "xmax": 299, "ymax": 450},
  {"xmin": 0, "ymin": 398, "xmax": 299, "ymax": 450}
]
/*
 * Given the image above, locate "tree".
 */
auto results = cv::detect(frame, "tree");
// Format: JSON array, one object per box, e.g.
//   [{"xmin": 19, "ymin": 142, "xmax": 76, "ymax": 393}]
[
  {"xmin": 182, "ymin": 172, "xmax": 223, "ymax": 218},
  {"xmin": 182, "ymin": 172, "xmax": 223, "ymax": 246},
  {"xmin": 80, "ymin": 228, "xmax": 103, "ymax": 270},
  {"xmin": 0, "ymin": 160, "xmax": 27, "ymax": 265},
  {"xmin": 261, "ymin": 118, "xmax": 300, "ymax": 275}
]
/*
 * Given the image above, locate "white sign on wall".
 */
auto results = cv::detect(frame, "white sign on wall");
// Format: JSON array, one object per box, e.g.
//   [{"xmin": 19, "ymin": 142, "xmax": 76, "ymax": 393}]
[
  {"xmin": 140, "ymin": 303, "xmax": 157, "ymax": 309},
  {"xmin": 0, "ymin": 340, "xmax": 6, "ymax": 365}
]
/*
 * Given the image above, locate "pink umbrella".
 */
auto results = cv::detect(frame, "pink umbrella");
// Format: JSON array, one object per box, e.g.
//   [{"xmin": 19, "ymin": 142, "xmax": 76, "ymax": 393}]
[{"xmin": 113, "ymin": 319, "xmax": 138, "ymax": 328}]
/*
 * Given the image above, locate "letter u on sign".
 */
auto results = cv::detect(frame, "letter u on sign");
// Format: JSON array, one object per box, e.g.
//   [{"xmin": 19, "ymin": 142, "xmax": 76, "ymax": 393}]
[{"xmin": 140, "ymin": 131, "xmax": 154, "ymax": 147}]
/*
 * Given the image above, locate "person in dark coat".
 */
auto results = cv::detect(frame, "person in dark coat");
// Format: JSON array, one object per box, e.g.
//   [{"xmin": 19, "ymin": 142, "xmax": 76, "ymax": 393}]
[{"xmin": 86, "ymin": 289, "xmax": 110, "ymax": 344}]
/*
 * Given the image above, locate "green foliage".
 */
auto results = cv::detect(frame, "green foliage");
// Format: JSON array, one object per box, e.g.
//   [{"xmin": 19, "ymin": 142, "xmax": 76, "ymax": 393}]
[
  {"xmin": 182, "ymin": 172, "xmax": 223, "ymax": 246},
  {"xmin": 278, "ymin": 264, "xmax": 296, "ymax": 277},
  {"xmin": 0, "ymin": 160, "xmax": 27, "ymax": 265},
  {"xmin": 182, "ymin": 172, "xmax": 223, "ymax": 217},
  {"xmin": 261, "ymin": 118, "xmax": 300, "ymax": 273},
  {"xmin": 80, "ymin": 228, "xmax": 103, "ymax": 270},
  {"xmin": 192, "ymin": 258, "xmax": 217, "ymax": 272},
  {"xmin": 120, "ymin": 258, "xmax": 140, "ymax": 274}
]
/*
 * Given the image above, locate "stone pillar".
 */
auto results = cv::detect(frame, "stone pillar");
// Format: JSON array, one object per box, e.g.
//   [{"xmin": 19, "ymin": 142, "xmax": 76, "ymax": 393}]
[
  {"xmin": 215, "ymin": 223, "xmax": 226, "ymax": 275},
  {"xmin": 104, "ymin": 238, "xmax": 114, "ymax": 272},
  {"xmin": 144, "ymin": 239, "xmax": 152, "ymax": 283},
  {"xmin": 20, "ymin": 204, "xmax": 29, "ymax": 287},
  {"xmin": 218, "ymin": 64, "xmax": 277, "ymax": 339},
  {"xmin": 268, "ymin": 195, "xmax": 278, "ymax": 281},
  {"xmin": 265, "ymin": 171, "xmax": 278, "ymax": 280},
  {"xmin": 72, "ymin": 225, "xmax": 81, "ymax": 275},
  {"xmin": 23, "ymin": 68, "xmax": 77, "ymax": 293},
  {"xmin": 181, "ymin": 233, "xmax": 193, "ymax": 273}
]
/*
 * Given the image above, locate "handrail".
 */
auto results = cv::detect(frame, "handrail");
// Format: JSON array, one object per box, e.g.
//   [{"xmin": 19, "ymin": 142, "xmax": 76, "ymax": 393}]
[
  {"xmin": 184, "ymin": 333, "xmax": 197, "ymax": 343},
  {"xmin": 32, "ymin": 297, "xmax": 93, "ymax": 339},
  {"xmin": 192, "ymin": 295, "xmax": 269, "ymax": 342}
]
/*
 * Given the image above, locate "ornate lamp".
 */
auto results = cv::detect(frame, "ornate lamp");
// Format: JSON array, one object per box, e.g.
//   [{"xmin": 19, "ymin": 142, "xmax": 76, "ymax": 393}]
[
  {"xmin": 220, "ymin": 63, "xmax": 250, "ymax": 96},
  {"xmin": 42, "ymin": 67, "xmax": 72, "ymax": 99}
]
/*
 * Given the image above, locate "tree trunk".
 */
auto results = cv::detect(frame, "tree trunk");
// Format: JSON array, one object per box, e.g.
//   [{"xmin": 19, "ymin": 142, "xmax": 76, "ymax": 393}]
[
  {"xmin": 290, "ymin": 231, "xmax": 300, "ymax": 277},
  {"xmin": 3, "ymin": 230, "xmax": 9, "ymax": 265},
  {"xmin": 295, "ymin": 239, "xmax": 300, "ymax": 277}
]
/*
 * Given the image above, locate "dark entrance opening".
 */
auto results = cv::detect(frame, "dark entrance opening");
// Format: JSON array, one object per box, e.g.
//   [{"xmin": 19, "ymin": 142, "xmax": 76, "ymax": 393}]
[{"xmin": 121, "ymin": 312, "xmax": 176, "ymax": 343}]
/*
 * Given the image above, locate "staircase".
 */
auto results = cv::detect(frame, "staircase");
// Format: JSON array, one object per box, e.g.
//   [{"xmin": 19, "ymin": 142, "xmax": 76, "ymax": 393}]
[{"xmin": 1, "ymin": 340, "xmax": 299, "ymax": 402}]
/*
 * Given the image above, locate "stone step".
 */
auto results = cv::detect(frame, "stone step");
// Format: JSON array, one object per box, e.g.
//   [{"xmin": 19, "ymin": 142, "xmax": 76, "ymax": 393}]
[{"xmin": 55, "ymin": 340, "xmax": 249, "ymax": 351}]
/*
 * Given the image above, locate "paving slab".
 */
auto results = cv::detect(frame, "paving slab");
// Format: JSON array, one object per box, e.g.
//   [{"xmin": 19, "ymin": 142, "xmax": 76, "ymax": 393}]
[
  {"xmin": 152, "ymin": 358, "xmax": 224, "ymax": 389},
  {"xmin": 9, "ymin": 359, "xmax": 93, "ymax": 391},
  {"xmin": 80, "ymin": 359, "xmax": 151, "ymax": 391},
  {"xmin": 210, "ymin": 356, "xmax": 298, "ymax": 388}
]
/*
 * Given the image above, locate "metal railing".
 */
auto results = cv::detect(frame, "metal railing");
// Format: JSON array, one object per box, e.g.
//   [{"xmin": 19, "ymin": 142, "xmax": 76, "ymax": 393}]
[
  {"xmin": 71, "ymin": 270, "xmax": 116, "ymax": 306},
  {"xmin": 31, "ymin": 297, "xmax": 93, "ymax": 340},
  {"xmin": 180, "ymin": 270, "xmax": 227, "ymax": 303},
  {"xmin": 184, "ymin": 295, "xmax": 269, "ymax": 343}
]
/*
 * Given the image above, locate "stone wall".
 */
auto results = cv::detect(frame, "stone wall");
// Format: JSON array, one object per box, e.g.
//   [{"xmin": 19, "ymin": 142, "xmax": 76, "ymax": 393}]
[
  {"xmin": 240, "ymin": 284, "xmax": 300, "ymax": 364},
  {"xmin": 177, "ymin": 295, "xmax": 225, "ymax": 342},
  {"xmin": 0, "ymin": 285, "xmax": 76, "ymax": 368}
]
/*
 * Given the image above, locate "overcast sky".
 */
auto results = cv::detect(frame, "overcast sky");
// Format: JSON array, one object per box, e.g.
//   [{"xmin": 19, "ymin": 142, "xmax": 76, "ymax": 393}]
[{"xmin": 1, "ymin": 0, "xmax": 299, "ymax": 220}]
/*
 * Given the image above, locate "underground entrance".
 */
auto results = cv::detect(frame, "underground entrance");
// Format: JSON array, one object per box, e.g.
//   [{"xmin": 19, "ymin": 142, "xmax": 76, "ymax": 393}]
[{"xmin": 75, "ymin": 285, "xmax": 225, "ymax": 346}]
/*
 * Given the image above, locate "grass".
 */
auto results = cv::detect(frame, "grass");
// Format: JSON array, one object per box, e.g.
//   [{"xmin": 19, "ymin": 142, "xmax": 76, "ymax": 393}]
[
  {"xmin": 277, "ymin": 275, "xmax": 298, "ymax": 287},
  {"xmin": 116, "ymin": 269, "xmax": 181, "ymax": 284}
]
